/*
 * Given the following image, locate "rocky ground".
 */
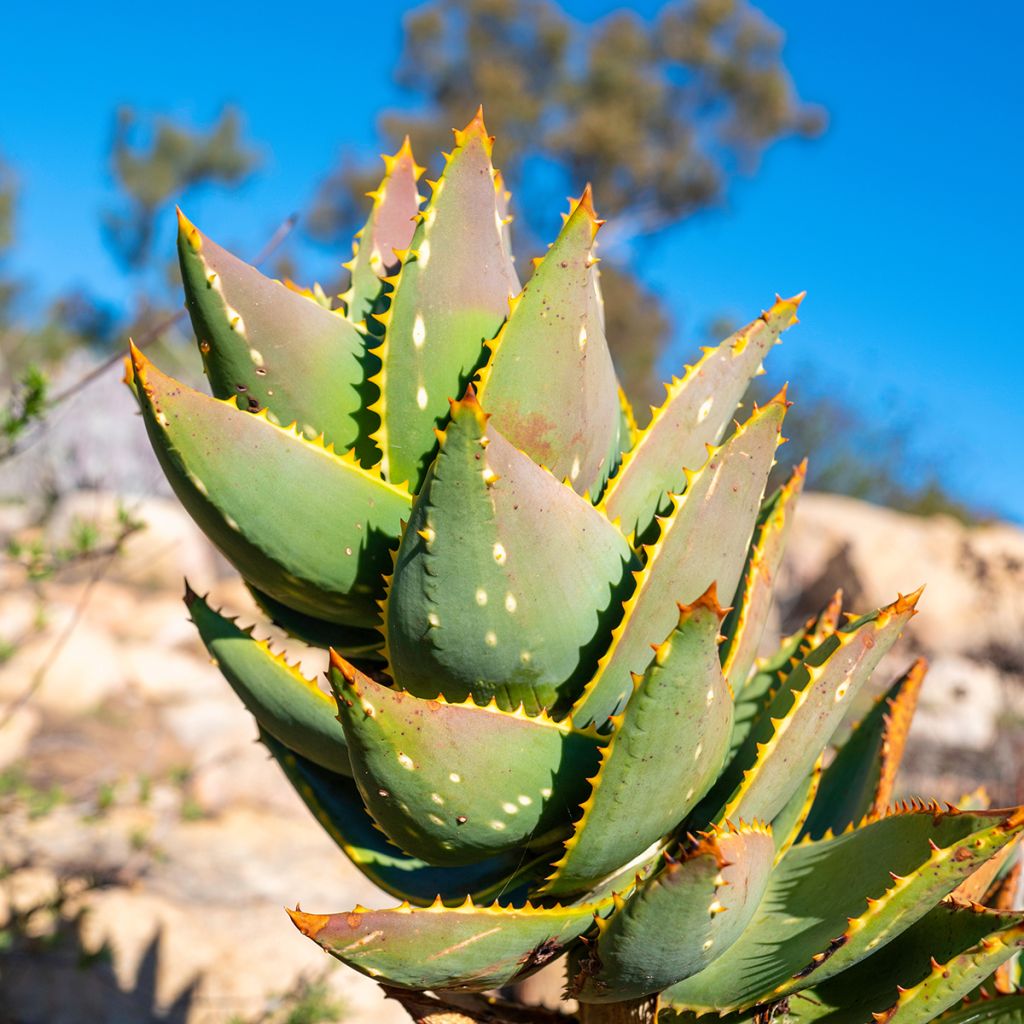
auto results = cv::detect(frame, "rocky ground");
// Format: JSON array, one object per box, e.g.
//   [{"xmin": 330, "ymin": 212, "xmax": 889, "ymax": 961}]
[{"xmin": 1, "ymin": 489, "xmax": 1022, "ymax": 1023}]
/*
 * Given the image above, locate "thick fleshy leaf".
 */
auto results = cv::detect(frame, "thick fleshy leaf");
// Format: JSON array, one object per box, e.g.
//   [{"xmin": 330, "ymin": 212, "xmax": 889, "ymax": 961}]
[
  {"xmin": 770, "ymin": 757, "xmax": 822, "ymax": 859},
  {"xmin": 803, "ymin": 658, "xmax": 927, "ymax": 841},
  {"xmin": 574, "ymin": 394, "xmax": 787, "ymax": 729},
  {"xmin": 937, "ymin": 992, "xmax": 1024, "ymax": 1023},
  {"xmin": 177, "ymin": 211, "xmax": 369, "ymax": 453},
  {"xmin": 260, "ymin": 731, "xmax": 545, "ymax": 906},
  {"xmin": 246, "ymin": 584, "xmax": 384, "ymax": 660},
  {"xmin": 330, "ymin": 654, "xmax": 604, "ymax": 865},
  {"xmin": 186, "ymin": 586, "xmax": 350, "ymax": 775},
  {"xmin": 541, "ymin": 590, "xmax": 733, "ymax": 898},
  {"xmin": 706, "ymin": 591, "xmax": 921, "ymax": 827},
  {"xmin": 476, "ymin": 187, "xmax": 622, "ymax": 499},
  {"xmin": 288, "ymin": 897, "xmax": 603, "ymax": 992},
  {"xmin": 385, "ymin": 391, "xmax": 637, "ymax": 714},
  {"xmin": 729, "ymin": 591, "xmax": 843, "ymax": 759},
  {"xmin": 658, "ymin": 807, "xmax": 1024, "ymax": 1015},
  {"xmin": 779, "ymin": 905, "xmax": 1024, "ymax": 1023},
  {"xmin": 371, "ymin": 109, "xmax": 519, "ymax": 488},
  {"xmin": 130, "ymin": 345, "xmax": 410, "ymax": 627},
  {"xmin": 342, "ymin": 137, "xmax": 424, "ymax": 327},
  {"xmin": 601, "ymin": 295, "xmax": 802, "ymax": 541},
  {"xmin": 721, "ymin": 461, "xmax": 806, "ymax": 691},
  {"xmin": 572, "ymin": 825, "xmax": 775, "ymax": 1001}
]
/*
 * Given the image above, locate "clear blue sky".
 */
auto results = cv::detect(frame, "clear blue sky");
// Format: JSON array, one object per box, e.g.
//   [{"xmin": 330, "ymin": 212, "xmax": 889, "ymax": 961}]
[{"xmin": 2, "ymin": 1, "xmax": 1022, "ymax": 520}]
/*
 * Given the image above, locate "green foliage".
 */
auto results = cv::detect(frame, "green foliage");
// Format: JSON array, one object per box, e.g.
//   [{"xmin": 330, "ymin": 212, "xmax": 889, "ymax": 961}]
[
  {"xmin": 0, "ymin": 364, "xmax": 48, "ymax": 458},
  {"xmin": 105, "ymin": 106, "xmax": 260, "ymax": 271},
  {"xmin": 133, "ymin": 120, "xmax": 1021, "ymax": 1022}
]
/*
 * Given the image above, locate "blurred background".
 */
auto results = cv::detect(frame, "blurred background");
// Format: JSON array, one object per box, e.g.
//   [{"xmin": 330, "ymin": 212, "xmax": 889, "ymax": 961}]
[{"xmin": 1, "ymin": 1, "xmax": 1022, "ymax": 1021}]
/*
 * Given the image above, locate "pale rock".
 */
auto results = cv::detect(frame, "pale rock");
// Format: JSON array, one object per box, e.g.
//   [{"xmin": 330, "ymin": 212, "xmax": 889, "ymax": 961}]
[
  {"xmin": 0, "ymin": 703, "xmax": 41, "ymax": 769},
  {"xmin": 781, "ymin": 493, "xmax": 1024, "ymax": 662},
  {"xmin": 161, "ymin": 695, "xmax": 258, "ymax": 767},
  {"xmin": 122, "ymin": 643, "xmax": 221, "ymax": 703},
  {"xmin": 909, "ymin": 654, "xmax": 1006, "ymax": 751},
  {"xmin": 0, "ymin": 615, "xmax": 127, "ymax": 714}
]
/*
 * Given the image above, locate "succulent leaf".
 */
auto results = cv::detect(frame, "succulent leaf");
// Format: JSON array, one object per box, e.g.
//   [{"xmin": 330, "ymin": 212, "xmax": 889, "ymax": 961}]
[
  {"xmin": 372, "ymin": 109, "xmax": 519, "ymax": 489},
  {"xmin": 729, "ymin": 591, "xmax": 843, "ymax": 759},
  {"xmin": 260, "ymin": 731, "xmax": 545, "ymax": 905},
  {"xmin": 385, "ymin": 390, "xmax": 638, "ymax": 714},
  {"xmin": 330, "ymin": 653, "xmax": 604, "ymax": 865},
  {"xmin": 541, "ymin": 590, "xmax": 733, "ymax": 898},
  {"xmin": 937, "ymin": 991, "xmax": 1024, "ymax": 1023},
  {"xmin": 770, "ymin": 756, "xmax": 822, "ymax": 859},
  {"xmin": 575, "ymin": 395, "xmax": 787, "ymax": 729},
  {"xmin": 177, "ymin": 211, "xmax": 371, "ymax": 456},
  {"xmin": 779, "ymin": 905, "xmax": 1024, "ymax": 1023},
  {"xmin": 706, "ymin": 591, "xmax": 920, "ymax": 826},
  {"xmin": 130, "ymin": 345, "xmax": 410, "ymax": 627},
  {"xmin": 721, "ymin": 461, "xmax": 806, "ymax": 691},
  {"xmin": 601, "ymin": 296, "xmax": 802, "ymax": 540},
  {"xmin": 572, "ymin": 825, "xmax": 775, "ymax": 1001},
  {"xmin": 343, "ymin": 137, "xmax": 424, "ymax": 327},
  {"xmin": 246, "ymin": 584, "xmax": 384, "ymax": 660},
  {"xmin": 186, "ymin": 587, "xmax": 351, "ymax": 775},
  {"xmin": 803, "ymin": 658, "xmax": 927, "ymax": 841},
  {"xmin": 287, "ymin": 896, "xmax": 605, "ymax": 992},
  {"xmin": 476, "ymin": 187, "xmax": 622, "ymax": 499},
  {"xmin": 658, "ymin": 807, "xmax": 1024, "ymax": 1015}
]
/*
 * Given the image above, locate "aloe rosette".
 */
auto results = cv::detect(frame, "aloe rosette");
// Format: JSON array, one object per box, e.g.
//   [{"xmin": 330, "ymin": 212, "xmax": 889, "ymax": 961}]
[{"xmin": 130, "ymin": 110, "xmax": 1023, "ymax": 1023}]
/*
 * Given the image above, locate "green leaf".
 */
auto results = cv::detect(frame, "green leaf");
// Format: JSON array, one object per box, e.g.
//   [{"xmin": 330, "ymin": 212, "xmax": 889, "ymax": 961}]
[
  {"xmin": 574, "ymin": 395, "xmax": 787, "ymax": 729},
  {"xmin": 287, "ymin": 896, "xmax": 603, "ymax": 992},
  {"xmin": 658, "ymin": 807, "xmax": 1024, "ymax": 1015},
  {"xmin": 476, "ymin": 187, "xmax": 622, "ymax": 499},
  {"xmin": 937, "ymin": 992, "xmax": 1024, "ymax": 1023},
  {"xmin": 330, "ymin": 653, "xmax": 604, "ymax": 865},
  {"xmin": 572, "ymin": 825, "xmax": 775, "ymax": 1001},
  {"xmin": 342, "ymin": 137, "xmax": 424, "ymax": 327},
  {"xmin": 177, "ymin": 211, "xmax": 370, "ymax": 454},
  {"xmin": 601, "ymin": 296, "xmax": 802, "ymax": 541},
  {"xmin": 130, "ymin": 344, "xmax": 410, "ymax": 628},
  {"xmin": 541, "ymin": 590, "xmax": 733, "ymax": 898},
  {"xmin": 803, "ymin": 658, "xmax": 927, "ymax": 841},
  {"xmin": 372, "ymin": 109, "xmax": 519, "ymax": 489},
  {"xmin": 246, "ymin": 584, "xmax": 384, "ymax": 661},
  {"xmin": 186, "ymin": 586, "xmax": 351, "ymax": 775},
  {"xmin": 721, "ymin": 461, "xmax": 806, "ymax": 691},
  {"xmin": 781, "ymin": 905, "xmax": 1024, "ymax": 1023},
  {"xmin": 260, "ymin": 731, "xmax": 545, "ymax": 906},
  {"xmin": 771, "ymin": 757, "xmax": 822, "ymax": 858},
  {"xmin": 385, "ymin": 391, "xmax": 638, "ymax": 714},
  {"xmin": 728, "ymin": 591, "xmax": 843, "ymax": 760},
  {"xmin": 706, "ymin": 591, "xmax": 921, "ymax": 827}
]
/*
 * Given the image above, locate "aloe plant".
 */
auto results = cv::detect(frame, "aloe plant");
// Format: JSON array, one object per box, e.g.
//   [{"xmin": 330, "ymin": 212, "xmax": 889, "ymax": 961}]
[{"xmin": 130, "ymin": 110, "xmax": 1022, "ymax": 1024}]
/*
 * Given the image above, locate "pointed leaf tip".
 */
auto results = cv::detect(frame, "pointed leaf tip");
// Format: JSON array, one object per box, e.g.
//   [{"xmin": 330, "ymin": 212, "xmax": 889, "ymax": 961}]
[
  {"xmin": 175, "ymin": 206, "xmax": 202, "ymax": 252},
  {"xmin": 327, "ymin": 648, "xmax": 359, "ymax": 687},
  {"xmin": 453, "ymin": 106, "xmax": 492, "ymax": 151},
  {"xmin": 286, "ymin": 907, "xmax": 329, "ymax": 940}
]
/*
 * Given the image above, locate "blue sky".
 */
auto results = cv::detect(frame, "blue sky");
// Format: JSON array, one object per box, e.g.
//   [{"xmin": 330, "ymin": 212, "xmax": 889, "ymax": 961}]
[{"xmin": 2, "ymin": 1, "xmax": 1022, "ymax": 519}]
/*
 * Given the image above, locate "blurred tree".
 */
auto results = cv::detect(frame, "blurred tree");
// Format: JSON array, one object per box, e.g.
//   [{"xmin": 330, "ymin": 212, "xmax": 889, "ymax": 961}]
[
  {"xmin": 306, "ymin": 0, "xmax": 824, "ymax": 409},
  {"xmin": 746, "ymin": 373, "xmax": 985, "ymax": 524},
  {"xmin": 104, "ymin": 106, "xmax": 260, "ymax": 273}
]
